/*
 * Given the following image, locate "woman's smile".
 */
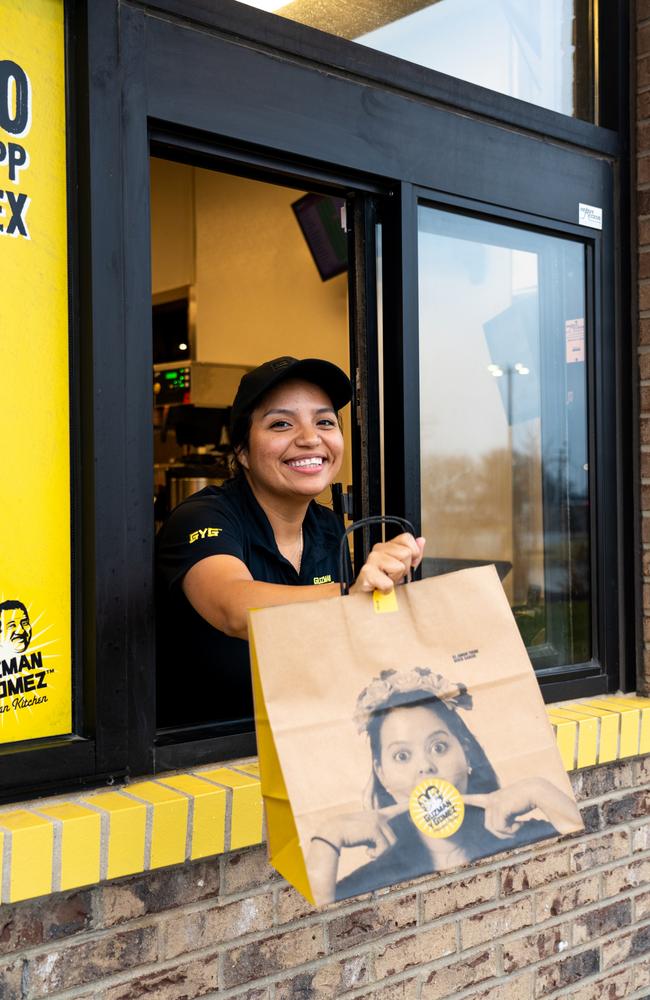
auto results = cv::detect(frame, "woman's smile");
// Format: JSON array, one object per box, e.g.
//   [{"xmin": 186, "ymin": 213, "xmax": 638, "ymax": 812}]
[{"xmin": 239, "ymin": 379, "xmax": 344, "ymax": 501}]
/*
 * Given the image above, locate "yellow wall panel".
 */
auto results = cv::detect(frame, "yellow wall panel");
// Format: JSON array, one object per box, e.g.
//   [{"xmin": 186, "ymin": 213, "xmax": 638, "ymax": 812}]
[
  {"xmin": 82, "ymin": 791, "xmax": 147, "ymax": 880},
  {"xmin": 0, "ymin": 0, "xmax": 72, "ymax": 742},
  {"xmin": 587, "ymin": 700, "xmax": 640, "ymax": 759},
  {"xmin": 546, "ymin": 715, "xmax": 576, "ymax": 770},
  {"xmin": 0, "ymin": 811, "xmax": 53, "ymax": 901}
]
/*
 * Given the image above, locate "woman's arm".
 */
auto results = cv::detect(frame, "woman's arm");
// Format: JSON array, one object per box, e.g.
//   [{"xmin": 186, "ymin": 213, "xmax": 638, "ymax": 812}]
[
  {"xmin": 464, "ymin": 778, "xmax": 582, "ymax": 839},
  {"xmin": 182, "ymin": 532, "xmax": 426, "ymax": 640}
]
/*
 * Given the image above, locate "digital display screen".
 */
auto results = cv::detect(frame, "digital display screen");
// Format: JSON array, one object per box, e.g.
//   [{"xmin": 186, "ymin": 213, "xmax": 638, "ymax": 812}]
[{"xmin": 154, "ymin": 366, "xmax": 190, "ymax": 404}]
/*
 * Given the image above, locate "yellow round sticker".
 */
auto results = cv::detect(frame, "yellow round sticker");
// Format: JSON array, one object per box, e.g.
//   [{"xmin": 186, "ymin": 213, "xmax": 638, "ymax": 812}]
[{"xmin": 409, "ymin": 778, "xmax": 465, "ymax": 839}]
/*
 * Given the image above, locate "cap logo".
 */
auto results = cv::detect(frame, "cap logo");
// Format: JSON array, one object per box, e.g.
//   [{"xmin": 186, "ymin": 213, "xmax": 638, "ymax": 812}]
[{"xmin": 271, "ymin": 358, "xmax": 292, "ymax": 371}]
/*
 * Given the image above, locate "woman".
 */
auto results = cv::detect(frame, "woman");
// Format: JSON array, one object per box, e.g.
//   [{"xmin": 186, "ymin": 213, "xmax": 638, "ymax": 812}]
[
  {"xmin": 307, "ymin": 667, "xmax": 581, "ymax": 903},
  {"xmin": 156, "ymin": 357, "xmax": 424, "ymax": 726}
]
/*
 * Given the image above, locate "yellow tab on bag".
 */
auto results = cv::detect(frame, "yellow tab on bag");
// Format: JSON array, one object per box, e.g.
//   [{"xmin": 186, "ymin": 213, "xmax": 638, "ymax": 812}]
[{"xmin": 373, "ymin": 588, "xmax": 398, "ymax": 613}]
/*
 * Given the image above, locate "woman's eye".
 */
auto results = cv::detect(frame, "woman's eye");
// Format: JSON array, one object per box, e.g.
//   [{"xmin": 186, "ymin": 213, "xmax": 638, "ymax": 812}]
[
  {"xmin": 431, "ymin": 741, "xmax": 448, "ymax": 755},
  {"xmin": 393, "ymin": 749, "xmax": 411, "ymax": 763},
  {"xmin": 317, "ymin": 418, "xmax": 336, "ymax": 427},
  {"xmin": 269, "ymin": 420, "xmax": 291, "ymax": 429}
]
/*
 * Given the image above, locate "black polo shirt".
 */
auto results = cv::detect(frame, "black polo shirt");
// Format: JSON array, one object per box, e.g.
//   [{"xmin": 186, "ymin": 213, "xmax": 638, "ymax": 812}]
[{"xmin": 156, "ymin": 474, "xmax": 345, "ymax": 728}]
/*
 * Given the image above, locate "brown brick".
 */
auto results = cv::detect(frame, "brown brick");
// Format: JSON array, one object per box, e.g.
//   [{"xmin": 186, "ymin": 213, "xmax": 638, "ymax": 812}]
[
  {"xmin": 27, "ymin": 925, "xmax": 158, "ymax": 994},
  {"xmin": 162, "ymin": 893, "xmax": 274, "ymax": 960},
  {"xmin": 327, "ymin": 894, "xmax": 417, "ymax": 952},
  {"xmin": 502, "ymin": 923, "xmax": 571, "ymax": 973},
  {"xmin": 640, "ymin": 23, "xmax": 650, "ymax": 56},
  {"xmin": 0, "ymin": 891, "xmax": 92, "ymax": 956},
  {"xmin": 353, "ymin": 980, "xmax": 419, "ymax": 1000},
  {"xmin": 100, "ymin": 953, "xmax": 221, "ymax": 1000},
  {"xmin": 640, "ymin": 322, "xmax": 650, "ymax": 349},
  {"xmin": 643, "ymin": 516, "xmax": 650, "ymax": 544},
  {"xmin": 640, "ymin": 120, "xmax": 650, "ymax": 153},
  {"xmin": 535, "ymin": 948, "xmax": 599, "ymax": 996},
  {"xmin": 563, "ymin": 968, "xmax": 632, "ymax": 1000},
  {"xmin": 641, "ymin": 253, "xmax": 650, "ymax": 281},
  {"xmin": 374, "ymin": 923, "xmax": 456, "ymax": 978},
  {"xmin": 641, "ymin": 157, "xmax": 650, "ymax": 187},
  {"xmin": 641, "ymin": 418, "xmax": 650, "ymax": 447},
  {"xmin": 422, "ymin": 871, "xmax": 497, "ymax": 921},
  {"xmin": 642, "ymin": 353, "xmax": 650, "ymax": 381},
  {"xmin": 635, "ymin": 890, "xmax": 650, "ymax": 920},
  {"xmin": 275, "ymin": 955, "xmax": 370, "ymax": 999},
  {"xmin": 569, "ymin": 831, "xmax": 629, "ymax": 872},
  {"xmin": 535, "ymin": 874, "xmax": 599, "ymax": 921},
  {"xmin": 96, "ymin": 860, "xmax": 220, "ymax": 927},
  {"xmin": 573, "ymin": 899, "xmax": 632, "ymax": 944},
  {"xmin": 222, "ymin": 846, "xmax": 282, "ymax": 895},
  {"xmin": 639, "ymin": 0, "xmax": 650, "ymax": 23},
  {"xmin": 633, "ymin": 955, "xmax": 650, "ymax": 989},
  {"xmin": 222, "ymin": 925, "xmax": 326, "ymax": 988},
  {"xmin": 603, "ymin": 923, "xmax": 650, "ymax": 968},
  {"xmin": 639, "ymin": 57, "xmax": 650, "ymax": 91},
  {"xmin": 276, "ymin": 886, "xmax": 321, "ymax": 926},
  {"xmin": 602, "ymin": 857, "xmax": 650, "ymax": 896},
  {"xmin": 603, "ymin": 789, "xmax": 650, "ymax": 825},
  {"xmin": 461, "ymin": 898, "xmax": 533, "ymax": 950},
  {"xmin": 640, "ymin": 282, "xmax": 650, "ymax": 312},
  {"xmin": 474, "ymin": 972, "xmax": 534, "ymax": 1000},
  {"xmin": 0, "ymin": 960, "xmax": 24, "ymax": 1000},
  {"xmin": 640, "ymin": 217, "xmax": 650, "ymax": 247},
  {"xmin": 570, "ymin": 761, "xmax": 634, "ymax": 801},
  {"xmin": 635, "ymin": 754, "xmax": 650, "ymax": 782},
  {"xmin": 640, "ymin": 90, "xmax": 650, "ymax": 121},
  {"xmin": 421, "ymin": 949, "xmax": 498, "ymax": 1000},
  {"xmin": 500, "ymin": 848, "xmax": 569, "ymax": 895}
]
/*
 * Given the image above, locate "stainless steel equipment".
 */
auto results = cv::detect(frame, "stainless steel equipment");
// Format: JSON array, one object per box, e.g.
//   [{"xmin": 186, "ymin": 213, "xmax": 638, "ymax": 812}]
[{"xmin": 153, "ymin": 361, "xmax": 251, "ymax": 407}]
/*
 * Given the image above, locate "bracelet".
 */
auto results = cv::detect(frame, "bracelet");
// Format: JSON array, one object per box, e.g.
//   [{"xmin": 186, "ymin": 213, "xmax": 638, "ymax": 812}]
[{"xmin": 310, "ymin": 835, "xmax": 341, "ymax": 856}]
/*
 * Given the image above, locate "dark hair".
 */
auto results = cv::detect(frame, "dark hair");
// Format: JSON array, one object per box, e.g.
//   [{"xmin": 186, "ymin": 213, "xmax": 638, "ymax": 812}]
[
  {"xmin": 0, "ymin": 600, "xmax": 28, "ymax": 616},
  {"xmin": 366, "ymin": 691, "xmax": 499, "ymax": 808}
]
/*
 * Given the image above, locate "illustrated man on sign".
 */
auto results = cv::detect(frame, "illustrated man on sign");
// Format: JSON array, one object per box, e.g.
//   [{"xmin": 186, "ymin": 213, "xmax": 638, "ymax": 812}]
[{"xmin": 0, "ymin": 600, "xmax": 32, "ymax": 655}]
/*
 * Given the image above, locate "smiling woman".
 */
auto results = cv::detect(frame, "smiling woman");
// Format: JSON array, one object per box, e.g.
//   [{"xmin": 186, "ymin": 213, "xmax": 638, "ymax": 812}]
[{"xmin": 155, "ymin": 357, "xmax": 425, "ymax": 728}]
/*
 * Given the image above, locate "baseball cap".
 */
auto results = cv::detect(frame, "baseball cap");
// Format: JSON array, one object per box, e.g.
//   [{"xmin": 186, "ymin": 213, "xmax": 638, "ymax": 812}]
[{"xmin": 230, "ymin": 357, "xmax": 352, "ymax": 431}]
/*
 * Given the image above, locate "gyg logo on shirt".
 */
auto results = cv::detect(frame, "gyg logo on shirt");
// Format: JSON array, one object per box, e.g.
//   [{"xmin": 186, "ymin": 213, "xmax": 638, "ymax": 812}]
[
  {"xmin": 188, "ymin": 527, "xmax": 223, "ymax": 544},
  {"xmin": 313, "ymin": 574, "xmax": 332, "ymax": 585}
]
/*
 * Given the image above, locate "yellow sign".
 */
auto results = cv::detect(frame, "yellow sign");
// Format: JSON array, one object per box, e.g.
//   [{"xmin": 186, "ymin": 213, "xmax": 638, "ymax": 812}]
[
  {"xmin": 0, "ymin": 0, "xmax": 71, "ymax": 741},
  {"xmin": 409, "ymin": 778, "xmax": 465, "ymax": 838}
]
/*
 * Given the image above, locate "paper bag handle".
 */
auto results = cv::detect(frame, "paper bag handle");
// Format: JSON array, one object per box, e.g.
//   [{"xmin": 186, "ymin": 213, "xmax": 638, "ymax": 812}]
[{"xmin": 339, "ymin": 515, "xmax": 418, "ymax": 595}]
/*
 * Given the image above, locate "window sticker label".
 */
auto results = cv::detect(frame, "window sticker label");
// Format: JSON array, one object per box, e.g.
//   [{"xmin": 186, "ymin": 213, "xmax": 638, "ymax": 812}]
[{"xmin": 578, "ymin": 203, "xmax": 602, "ymax": 230}]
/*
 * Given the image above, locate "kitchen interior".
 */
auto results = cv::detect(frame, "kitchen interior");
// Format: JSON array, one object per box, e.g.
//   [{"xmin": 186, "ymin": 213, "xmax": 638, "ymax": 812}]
[{"xmin": 150, "ymin": 156, "xmax": 353, "ymax": 527}]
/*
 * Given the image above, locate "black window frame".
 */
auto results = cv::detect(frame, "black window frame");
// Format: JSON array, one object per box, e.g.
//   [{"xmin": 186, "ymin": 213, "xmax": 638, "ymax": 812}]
[{"xmin": 0, "ymin": 0, "xmax": 633, "ymax": 801}]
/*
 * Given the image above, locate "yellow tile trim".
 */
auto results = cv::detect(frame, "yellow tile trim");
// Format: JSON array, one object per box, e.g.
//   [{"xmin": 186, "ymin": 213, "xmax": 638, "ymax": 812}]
[{"xmin": 0, "ymin": 697, "xmax": 647, "ymax": 905}]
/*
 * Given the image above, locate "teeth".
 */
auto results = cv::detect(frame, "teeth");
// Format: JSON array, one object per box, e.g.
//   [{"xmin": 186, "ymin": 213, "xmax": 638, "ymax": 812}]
[{"xmin": 288, "ymin": 457, "xmax": 323, "ymax": 467}]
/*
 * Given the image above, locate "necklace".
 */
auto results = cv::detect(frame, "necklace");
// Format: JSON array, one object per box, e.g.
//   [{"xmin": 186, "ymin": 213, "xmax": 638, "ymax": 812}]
[{"xmin": 295, "ymin": 527, "xmax": 304, "ymax": 572}]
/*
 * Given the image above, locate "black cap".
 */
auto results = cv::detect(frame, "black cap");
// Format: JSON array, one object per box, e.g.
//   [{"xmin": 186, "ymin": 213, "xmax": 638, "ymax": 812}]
[{"xmin": 230, "ymin": 357, "xmax": 352, "ymax": 432}]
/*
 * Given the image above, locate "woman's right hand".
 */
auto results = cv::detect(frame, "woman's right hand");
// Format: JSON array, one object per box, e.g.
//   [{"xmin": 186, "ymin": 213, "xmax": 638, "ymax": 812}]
[{"xmin": 350, "ymin": 533, "xmax": 425, "ymax": 595}]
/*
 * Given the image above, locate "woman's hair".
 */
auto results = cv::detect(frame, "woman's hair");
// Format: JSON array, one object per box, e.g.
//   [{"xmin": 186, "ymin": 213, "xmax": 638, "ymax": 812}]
[{"xmin": 356, "ymin": 668, "xmax": 500, "ymax": 808}]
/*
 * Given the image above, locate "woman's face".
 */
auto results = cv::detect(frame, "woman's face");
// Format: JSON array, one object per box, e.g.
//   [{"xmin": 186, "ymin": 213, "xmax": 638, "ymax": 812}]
[
  {"xmin": 239, "ymin": 379, "xmax": 344, "ymax": 502},
  {"xmin": 375, "ymin": 704, "xmax": 470, "ymax": 803}
]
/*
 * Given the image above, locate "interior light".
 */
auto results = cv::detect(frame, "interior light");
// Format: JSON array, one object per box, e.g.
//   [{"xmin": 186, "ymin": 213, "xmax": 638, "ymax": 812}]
[
  {"xmin": 178, "ymin": 342, "xmax": 188, "ymax": 351},
  {"xmin": 487, "ymin": 364, "xmax": 500, "ymax": 373},
  {"xmin": 517, "ymin": 366, "xmax": 530, "ymax": 375}
]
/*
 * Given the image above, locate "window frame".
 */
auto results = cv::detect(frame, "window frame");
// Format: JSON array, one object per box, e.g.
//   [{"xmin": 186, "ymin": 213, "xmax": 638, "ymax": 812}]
[{"xmin": 0, "ymin": 0, "xmax": 632, "ymax": 800}]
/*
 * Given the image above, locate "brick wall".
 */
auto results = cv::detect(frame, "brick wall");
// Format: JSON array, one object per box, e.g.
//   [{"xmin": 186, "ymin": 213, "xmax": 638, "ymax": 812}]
[{"xmin": 0, "ymin": 756, "xmax": 648, "ymax": 999}]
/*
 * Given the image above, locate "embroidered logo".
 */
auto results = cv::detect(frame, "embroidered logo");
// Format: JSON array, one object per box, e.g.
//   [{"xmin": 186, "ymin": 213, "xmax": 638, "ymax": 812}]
[{"xmin": 189, "ymin": 527, "xmax": 223, "ymax": 543}]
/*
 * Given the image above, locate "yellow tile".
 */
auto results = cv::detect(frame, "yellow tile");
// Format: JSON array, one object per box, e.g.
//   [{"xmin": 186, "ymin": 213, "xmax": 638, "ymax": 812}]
[
  {"xmin": 81, "ymin": 791, "xmax": 146, "ymax": 880},
  {"xmin": 546, "ymin": 716, "xmax": 576, "ymax": 770},
  {"xmin": 586, "ymin": 700, "xmax": 641, "ymax": 759},
  {"xmin": 546, "ymin": 709, "xmax": 598, "ymax": 768},
  {"xmin": 39, "ymin": 803, "xmax": 101, "ymax": 891},
  {"xmin": 157, "ymin": 774, "xmax": 227, "ymax": 859},
  {"xmin": 615, "ymin": 699, "xmax": 650, "ymax": 753},
  {"xmin": 0, "ymin": 811, "xmax": 53, "ymax": 902},
  {"xmin": 570, "ymin": 704, "xmax": 620, "ymax": 763},
  {"xmin": 235, "ymin": 761, "xmax": 261, "ymax": 777},
  {"xmin": 198, "ymin": 767, "xmax": 263, "ymax": 849},
  {"xmin": 127, "ymin": 781, "xmax": 189, "ymax": 868},
  {"xmin": 0, "ymin": 830, "xmax": 4, "ymax": 903}
]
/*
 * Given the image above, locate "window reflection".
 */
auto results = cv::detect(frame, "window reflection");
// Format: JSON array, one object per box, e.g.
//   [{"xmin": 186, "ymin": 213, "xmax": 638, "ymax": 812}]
[
  {"xmin": 237, "ymin": 0, "xmax": 594, "ymax": 120},
  {"xmin": 417, "ymin": 206, "xmax": 590, "ymax": 668}
]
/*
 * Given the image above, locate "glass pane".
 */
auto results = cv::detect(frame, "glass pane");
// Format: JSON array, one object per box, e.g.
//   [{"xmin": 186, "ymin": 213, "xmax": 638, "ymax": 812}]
[
  {"xmin": 237, "ymin": 0, "xmax": 594, "ymax": 120},
  {"xmin": 418, "ymin": 205, "xmax": 590, "ymax": 668}
]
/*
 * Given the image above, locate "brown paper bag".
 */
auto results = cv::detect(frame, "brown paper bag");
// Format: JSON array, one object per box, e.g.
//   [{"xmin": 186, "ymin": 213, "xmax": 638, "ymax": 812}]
[{"xmin": 249, "ymin": 565, "xmax": 583, "ymax": 905}]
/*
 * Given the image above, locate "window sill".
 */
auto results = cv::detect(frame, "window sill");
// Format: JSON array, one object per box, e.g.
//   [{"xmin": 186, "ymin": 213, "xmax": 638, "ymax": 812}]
[{"xmin": 0, "ymin": 695, "xmax": 647, "ymax": 905}]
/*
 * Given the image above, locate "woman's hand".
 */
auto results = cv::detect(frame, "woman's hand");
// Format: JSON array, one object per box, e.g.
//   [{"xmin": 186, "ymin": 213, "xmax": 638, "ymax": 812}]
[
  {"xmin": 350, "ymin": 533, "xmax": 425, "ymax": 595},
  {"xmin": 306, "ymin": 804, "xmax": 406, "ymax": 903},
  {"xmin": 464, "ymin": 778, "xmax": 581, "ymax": 840}
]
